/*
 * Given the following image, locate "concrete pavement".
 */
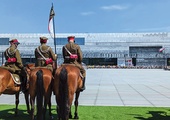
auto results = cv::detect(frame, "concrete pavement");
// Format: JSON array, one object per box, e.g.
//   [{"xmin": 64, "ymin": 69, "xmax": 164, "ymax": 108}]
[{"xmin": 1, "ymin": 69, "xmax": 170, "ymax": 107}]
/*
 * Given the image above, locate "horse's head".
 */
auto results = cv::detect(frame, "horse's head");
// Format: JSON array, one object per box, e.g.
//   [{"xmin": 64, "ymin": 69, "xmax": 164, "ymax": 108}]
[
  {"xmin": 23, "ymin": 63, "xmax": 36, "ymax": 88},
  {"xmin": 24, "ymin": 63, "xmax": 35, "ymax": 74}
]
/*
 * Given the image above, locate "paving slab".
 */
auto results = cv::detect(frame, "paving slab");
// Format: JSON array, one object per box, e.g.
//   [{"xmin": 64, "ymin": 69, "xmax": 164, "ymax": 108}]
[{"xmin": 1, "ymin": 69, "xmax": 170, "ymax": 107}]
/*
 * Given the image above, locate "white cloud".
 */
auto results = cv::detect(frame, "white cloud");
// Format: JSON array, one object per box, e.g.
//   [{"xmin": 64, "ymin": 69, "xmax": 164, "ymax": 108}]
[
  {"xmin": 81, "ymin": 12, "xmax": 95, "ymax": 16},
  {"xmin": 101, "ymin": 5, "xmax": 128, "ymax": 10}
]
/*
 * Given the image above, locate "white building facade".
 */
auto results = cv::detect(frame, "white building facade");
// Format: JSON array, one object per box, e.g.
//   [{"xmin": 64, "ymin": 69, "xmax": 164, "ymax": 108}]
[{"xmin": 0, "ymin": 32, "xmax": 170, "ymax": 67}]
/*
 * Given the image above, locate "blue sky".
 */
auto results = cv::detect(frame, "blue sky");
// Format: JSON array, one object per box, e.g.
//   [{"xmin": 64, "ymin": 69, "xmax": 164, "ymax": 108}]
[{"xmin": 0, "ymin": 0, "xmax": 170, "ymax": 33}]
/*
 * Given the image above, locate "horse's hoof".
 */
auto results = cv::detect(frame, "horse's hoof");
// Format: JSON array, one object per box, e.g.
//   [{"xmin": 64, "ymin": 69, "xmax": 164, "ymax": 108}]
[
  {"xmin": 14, "ymin": 112, "xmax": 18, "ymax": 117},
  {"xmin": 49, "ymin": 116, "xmax": 54, "ymax": 120},
  {"xmin": 34, "ymin": 116, "xmax": 36, "ymax": 120},
  {"xmin": 74, "ymin": 116, "xmax": 79, "ymax": 119},
  {"xmin": 27, "ymin": 110, "xmax": 31, "ymax": 115},
  {"xmin": 69, "ymin": 114, "xmax": 72, "ymax": 119}
]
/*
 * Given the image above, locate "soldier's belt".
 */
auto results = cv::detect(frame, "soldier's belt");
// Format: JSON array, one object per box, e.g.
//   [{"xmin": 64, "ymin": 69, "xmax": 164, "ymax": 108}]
[
  {"xmin": 65, "ymin": 55, "xmax": 78, "ymax": 59},
  {"xmin": 37, "ymin": 58, "xmax": 50, "ymax": 60},
  {"xmin": 65, "ymin": 56, "xmax": 70, "ymax": 59}
]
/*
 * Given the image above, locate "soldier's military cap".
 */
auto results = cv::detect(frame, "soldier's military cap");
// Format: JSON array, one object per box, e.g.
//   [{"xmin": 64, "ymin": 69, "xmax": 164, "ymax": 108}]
[
  {"xmin": 9, "ymin": 39, "xmax": 20, "ymax": 44},
  {"xmin": 68, "ymin": 36, "xmax": 75, "ymax": 41},
  {"xmin": 40, "ymin": 36, "xmax": 48, "ymax": 43}
]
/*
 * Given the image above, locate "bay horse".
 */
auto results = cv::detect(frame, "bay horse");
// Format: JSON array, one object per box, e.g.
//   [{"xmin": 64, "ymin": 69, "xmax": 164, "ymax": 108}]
[
  {"xmin": 0, "ymin": 67, "xmax": 30, "ymax": 115},
  {"xmin": 53, "ymin": 64, "xmax": 83, "ymax": 120},
  {"xmin": 25, "ymin": 64, "xmax": 53, "ymax": 120}
]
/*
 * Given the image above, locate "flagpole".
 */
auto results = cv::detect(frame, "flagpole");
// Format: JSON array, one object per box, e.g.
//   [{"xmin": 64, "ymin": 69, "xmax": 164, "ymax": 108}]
[
  {"xmin": 52, "ymin": 3, "xmax": 57, "ymax": 54},
  {"xmin": 48, "ymin": 3, "xmax": 57, "ymax": 69}
]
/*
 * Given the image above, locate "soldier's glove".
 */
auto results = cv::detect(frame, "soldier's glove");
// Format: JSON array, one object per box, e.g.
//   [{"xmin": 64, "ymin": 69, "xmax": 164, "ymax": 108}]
[{"xmin": 55, "ymin": 54, "xmax": 57, "ymax": 58}]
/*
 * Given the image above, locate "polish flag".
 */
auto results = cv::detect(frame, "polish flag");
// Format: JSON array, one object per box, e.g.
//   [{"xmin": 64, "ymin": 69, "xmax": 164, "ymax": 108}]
[{"xmin": 48, "ymin": 5, "xmax": 55, "ymax": 38}]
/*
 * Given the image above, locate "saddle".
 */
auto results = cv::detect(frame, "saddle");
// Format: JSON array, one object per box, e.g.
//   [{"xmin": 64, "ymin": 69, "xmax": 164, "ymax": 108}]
[
  {"xmin": 26, "ymin": 63, "xmax": 55, "ymax": 73},
  {"xmin": 10, "ymin": 73, "xmax": 21, "ymax": 85},
  {"xmin": 0, "ymin": 66, "xmax": 21, "ymax": 85}
]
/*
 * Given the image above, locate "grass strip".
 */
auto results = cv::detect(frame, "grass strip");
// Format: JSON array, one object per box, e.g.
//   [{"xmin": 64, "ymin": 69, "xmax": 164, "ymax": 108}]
[{"xmin": 0, "ymin": 105, "xmax": 170, "ymax": 120}]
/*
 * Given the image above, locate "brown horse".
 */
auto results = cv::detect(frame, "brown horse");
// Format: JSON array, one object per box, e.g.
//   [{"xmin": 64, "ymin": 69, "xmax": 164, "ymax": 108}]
[
  {"xmin": 0, "ymin": 67, "xmax": 30, "ymax": 115},
  {"xmin": 25, "ymin": 64, "xmax": 53, "ymax": 120},
  {"xmin": 53, "ymin": 64, "xmax": 83, "ymax": 120}
]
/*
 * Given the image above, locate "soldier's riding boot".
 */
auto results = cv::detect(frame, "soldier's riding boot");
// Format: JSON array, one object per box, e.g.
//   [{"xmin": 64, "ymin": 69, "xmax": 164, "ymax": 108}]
[
  {"xmin": 21, "ymin": 79, "xmax": 27, "ymax": 93},
  {"xmin": 19, "ymin": 71, "xmax": 27, "ymax": 93},
  {"xmin": 80, "ymin": 77, "xmax": 86, "ymax": 92}
]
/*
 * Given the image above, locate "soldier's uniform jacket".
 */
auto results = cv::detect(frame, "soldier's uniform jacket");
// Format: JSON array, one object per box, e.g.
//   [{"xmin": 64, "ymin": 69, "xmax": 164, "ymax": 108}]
[
  {"xmin": 4, "ymin": 44, "xmax": 23, "ymax": 72},
  {"xmin": 62, "ymin": 41, "xmax": 86, "ymax": 77},
  {"xmin": 62, "ymin": 42, "xmax": 83, "ymax": 64},
  {"xmin": 35, "ymin": 43, "xmax": 56, "ymax": 70}
]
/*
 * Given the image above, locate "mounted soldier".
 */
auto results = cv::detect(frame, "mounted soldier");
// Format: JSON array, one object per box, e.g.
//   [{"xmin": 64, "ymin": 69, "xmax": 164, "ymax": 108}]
[
  {"xmin": 34, "ymin": 36, "xmax": 57, "ymax": 73},
  {"xmin": 62, "ymin": 36, "xmax": 86, "ymax": 91},
  {"xmin": 1, "ymin": 39, "xmax": 26, "ymax": 92}
]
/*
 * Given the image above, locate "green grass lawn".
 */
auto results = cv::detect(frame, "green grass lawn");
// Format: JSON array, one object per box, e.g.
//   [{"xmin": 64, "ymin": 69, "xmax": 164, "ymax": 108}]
[{"xmin": 0, "ymin": 105, "xmax": 170, "ymax": 120}]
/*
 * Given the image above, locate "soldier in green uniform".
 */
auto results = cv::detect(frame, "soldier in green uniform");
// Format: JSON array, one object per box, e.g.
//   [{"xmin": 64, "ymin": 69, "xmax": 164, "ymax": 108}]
[
  {"xmin": 35, "ymin": 36, "xmax": 57, "ymax": 72},
  {"xmin": 3, "ymin": 39, "xmax": 26, "ymax": 92},
  {"xmin": 62, "ymin": 36, "xmax": 86, "ymax": 91}
]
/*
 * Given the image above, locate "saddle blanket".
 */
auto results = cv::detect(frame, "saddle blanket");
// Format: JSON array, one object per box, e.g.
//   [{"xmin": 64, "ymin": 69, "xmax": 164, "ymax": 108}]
[{"xmin": 10, "ymin": 73, "xmax": 21, "ymax": 85}]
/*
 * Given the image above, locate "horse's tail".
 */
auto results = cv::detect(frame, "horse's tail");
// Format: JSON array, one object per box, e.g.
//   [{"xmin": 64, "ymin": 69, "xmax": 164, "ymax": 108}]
[
  {"xmin": 36, "ymin": 70, "xmax": 44, "ymax": 120},
  {"xmin": 59, "ymin": 67, "xmax": 69, "ymax": 119}
]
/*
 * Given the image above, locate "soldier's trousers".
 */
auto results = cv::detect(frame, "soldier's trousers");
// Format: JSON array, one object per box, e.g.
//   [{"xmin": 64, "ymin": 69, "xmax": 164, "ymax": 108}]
[
  {"xmin": 64, "ymin": 61, "xmax": 86, "ymax": 78},
  {"xmin": 74, "ymin": 62, "xmax": 86, "ymax": 78}
]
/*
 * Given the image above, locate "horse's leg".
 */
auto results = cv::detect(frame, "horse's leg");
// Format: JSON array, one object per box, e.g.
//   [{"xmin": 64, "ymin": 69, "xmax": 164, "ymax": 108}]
[
  {"xmin": 68, "ymin": 94, "xmax": 74, "ymax": 119},
  {"xmin": 0, "ymin": 86, "xmax": 4, "ymax": 95},
  {"xmin": 56, "ymin": 105, "xmax": 60, "ymax": 119},
  {"xmin": 43, "ymin": 96, "xmax": 53, "ymax": 120},
  {"xmin": 24, "ymin": 91, "xmax": 31, "ymax": 115},
  {"xmin": 55, "ymin": 92, "xmax": 60, "ymax": 119},
  {"xmin": 48, "ymin": 93, "xmax": 53, "ymax": 120},
  {"xmin": 30, "ymin": 96, "xmax": 35, "ymax": 120},
  {"xmin": 74, "ymin": 91, "xmax": 80, "ymax": 119},
  {"xmin": 15, "ymin": 92, "xmax": 20, "ymax": 116},
  {"xmin": 69, "ymin": 105, "xmax": 72, "ymax": 119},
  {"xmin": 68, "ymin": 92, "xmax": 75, "ymax": 119},
  {"xmin": 56, "ymin": 98, "xmax": 61, "ymax": 120}
]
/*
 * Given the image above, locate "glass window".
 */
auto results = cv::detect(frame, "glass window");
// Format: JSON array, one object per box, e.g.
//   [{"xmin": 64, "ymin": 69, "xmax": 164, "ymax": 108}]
[
  {"xmin": 0, "ymin": 38, "xmax": 9, "ymax": 45},
  {"xmin": 56, "ymin": 37, "xmax": 85, "ymax": 45}
]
